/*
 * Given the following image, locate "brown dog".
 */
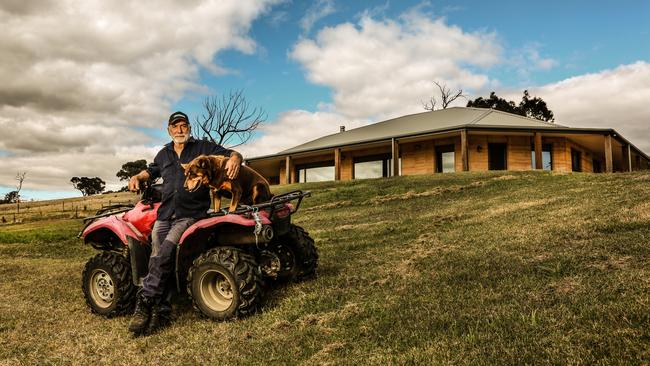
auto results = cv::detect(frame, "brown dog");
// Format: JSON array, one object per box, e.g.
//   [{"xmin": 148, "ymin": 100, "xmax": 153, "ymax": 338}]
[{"xmin": 181, "ymin": 155, "xmax": 272, "ymax": 213}]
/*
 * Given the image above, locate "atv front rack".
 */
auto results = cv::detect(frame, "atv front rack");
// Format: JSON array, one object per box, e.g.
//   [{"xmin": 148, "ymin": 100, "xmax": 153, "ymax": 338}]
[{"xmin": 209, "ymin": 190, "xmax": 311, "ymax": 217}]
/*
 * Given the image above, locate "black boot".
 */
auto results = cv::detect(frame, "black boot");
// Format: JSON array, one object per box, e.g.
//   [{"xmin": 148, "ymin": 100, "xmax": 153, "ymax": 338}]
[
  {"xmin": 147, "ymin": 301, "xmax": 172, "ymax": 335},
  {"xmin": 128, "ymin": 292, "xmax": 154, "ymax": 335}
]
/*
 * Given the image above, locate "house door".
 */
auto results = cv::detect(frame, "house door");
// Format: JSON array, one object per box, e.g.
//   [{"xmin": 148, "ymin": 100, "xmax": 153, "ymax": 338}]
[
  {"xmin": 571, "ymin": 149, "xmax": 582, "ymax": 172},
  {"xmin": 488, "ymin": 143, "xmax": 507, "ymax": 170}
]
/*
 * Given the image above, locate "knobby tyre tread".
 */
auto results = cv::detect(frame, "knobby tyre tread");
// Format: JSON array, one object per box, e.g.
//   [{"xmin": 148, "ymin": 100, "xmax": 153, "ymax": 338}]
[
  {"xmin": 187, "ymin": 247, "xmax": 262, "ymax": 320},
  {"xmin": 81, "ymin": 252, "xmax": 136, "ymax": 317}
]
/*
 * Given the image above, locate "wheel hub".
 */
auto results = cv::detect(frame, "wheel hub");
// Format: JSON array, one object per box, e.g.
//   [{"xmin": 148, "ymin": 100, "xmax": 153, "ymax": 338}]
[
  {"xmin": 199, "ymin": 269, "xmax": 234, "ymax": 312},
  {"xmin": 90, "ymin": 269, "xmax": 114, "ymax": 308}
]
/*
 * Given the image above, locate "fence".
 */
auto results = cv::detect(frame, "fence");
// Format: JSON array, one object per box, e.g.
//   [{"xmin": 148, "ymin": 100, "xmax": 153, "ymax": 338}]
[{"xmin": 0, "ymin": 195, "xmax": 137, "ymax": 225}]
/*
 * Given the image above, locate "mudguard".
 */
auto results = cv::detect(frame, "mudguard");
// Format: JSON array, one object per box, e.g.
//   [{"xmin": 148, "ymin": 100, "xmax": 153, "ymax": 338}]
[
  {"xmin": 82, "ymin": 215, "xmax": 146, "ymax": 247},
  {"xmin": 122, "ymin": 201, "xmax": 160, "ymax": 239},
  {"xmin": 178, "ymin": 211, "xmax": 272, "ymax": 245}
]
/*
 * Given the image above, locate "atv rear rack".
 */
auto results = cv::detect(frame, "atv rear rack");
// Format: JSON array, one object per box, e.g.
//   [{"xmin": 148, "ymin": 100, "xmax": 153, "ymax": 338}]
[{"xmin": 209, "ymin": 190, "xmax": 311, "ymax": 217}]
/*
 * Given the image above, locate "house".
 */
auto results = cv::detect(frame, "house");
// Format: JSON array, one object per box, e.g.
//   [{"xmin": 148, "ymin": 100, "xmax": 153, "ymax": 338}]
[{"xmin": 245, "ymin": 107, "xmax": 650, "ymax": 184}]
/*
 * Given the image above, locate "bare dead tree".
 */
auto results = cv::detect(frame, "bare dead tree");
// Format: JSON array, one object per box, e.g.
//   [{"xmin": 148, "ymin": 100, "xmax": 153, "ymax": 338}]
[
  {"xmin": 423, "ymin": 81, "xmax": 466, "ymax": 111},
  {"xmin": 192, "ymin": 90, "xmax": 267, "ymax": 149},
  {"xmin": 15, "ymin": 171, "xmax": 26, "ymax": 203}
]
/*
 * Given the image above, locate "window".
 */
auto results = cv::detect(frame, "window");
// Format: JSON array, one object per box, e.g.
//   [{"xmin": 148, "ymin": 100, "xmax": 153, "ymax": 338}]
[
  {"xmin": 353, "ymin": 155, "xmax": 392, "ymax": 179},
  {"xmin": 488, "ymin": 143, "xmax": 507, "ymax": 170},
  {"xmin": 436, "ymin": 145, "xmax": 455, "ymax": 173},
  {"xmin": 297, "ymin": 162, "xmax": 335, "ymax": 183},
  {"xmin": 531, "ymin": 143, "xmax": 553, "ymax": 170},
  {"xmin": 571, "ymin": 149, "xmax": 582, "ymax": 172}
]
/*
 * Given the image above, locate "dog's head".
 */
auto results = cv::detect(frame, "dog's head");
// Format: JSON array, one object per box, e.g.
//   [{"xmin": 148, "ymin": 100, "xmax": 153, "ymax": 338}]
[{"xmin": 181, "ymin": 155, "xmax": 226, "ymax": 192}]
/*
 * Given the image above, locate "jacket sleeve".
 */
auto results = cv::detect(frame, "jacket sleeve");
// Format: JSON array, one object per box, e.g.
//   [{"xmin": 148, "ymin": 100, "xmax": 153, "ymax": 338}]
[{"xmin": 146, "ymin": 151, "xmax": 163, "ymax": 180}]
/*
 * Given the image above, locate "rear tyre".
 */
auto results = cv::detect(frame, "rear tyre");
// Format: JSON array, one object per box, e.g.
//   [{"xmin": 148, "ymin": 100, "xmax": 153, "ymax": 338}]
[
  {"xmin": 187, "ymin": 247, "xmax": 262, "ymax": 320},
  {"xmin": 271, "ymin": 224, "xmax": 318, "ymax": 282},
  {"xmin": 81, "ymin": 252, "xmax": 136, "ymax": 317}
]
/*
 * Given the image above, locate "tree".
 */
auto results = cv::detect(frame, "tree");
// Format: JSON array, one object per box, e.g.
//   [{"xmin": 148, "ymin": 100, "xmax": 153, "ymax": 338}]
[
  {"xmin": 13, "ymin": 171, "xmax": 26, "ymax": 203},
  {"xmin": 423, "ymin": 81, "xmax": 466, "ymax": 111},
  {"xmin": 192, "ymin": 89, "xmax": 267, "ymax": 148},
  {"xmin": 2, "ymin": 191, "xmax": 19, "ymax": 204},
  {"xmin": 116, "ymin": 159, "xmax": 147, "ymax": 181},
  {"xmin": 71, "ymin": 177, "xmax": 106, "ymax": 196},
  {"xmin": 466, "ymin": 90, "xmax": 554, "ymax": 122},
  {"xmin": 519, "ymin": 90, "xmax": 554, "ymax": 122}
]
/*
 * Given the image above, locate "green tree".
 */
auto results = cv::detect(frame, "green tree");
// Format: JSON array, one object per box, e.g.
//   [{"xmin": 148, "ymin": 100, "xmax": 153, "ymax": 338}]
[
  {"xmin": 467, "ymin": 90, "xmax": 554, "ymax": 122},
  {"xmin": 2, "ymin": 191, "xmax": 19, "ymax": 204},
  {"xmin": 519, "ymin": 90, "xmax": 554, "ymax": 122},
  {"xmin": 71, "ymin": 177, "xmax": 106, "ymax": 196},
  {"xmin": 116, "ymin": 159, "xmax": 147, "ymax": 181}
]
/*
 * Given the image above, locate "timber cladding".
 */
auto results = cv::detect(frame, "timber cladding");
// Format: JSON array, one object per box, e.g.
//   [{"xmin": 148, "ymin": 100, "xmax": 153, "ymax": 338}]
[{"xmin": 269, "ymin": 133, "xmax": 640, "ymax": 184}]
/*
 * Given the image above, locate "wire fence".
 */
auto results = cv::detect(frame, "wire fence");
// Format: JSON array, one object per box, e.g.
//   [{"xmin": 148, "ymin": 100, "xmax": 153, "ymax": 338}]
[{"xmin": 0, "ymin": 196, "xmax": 136, "ymax": 225}]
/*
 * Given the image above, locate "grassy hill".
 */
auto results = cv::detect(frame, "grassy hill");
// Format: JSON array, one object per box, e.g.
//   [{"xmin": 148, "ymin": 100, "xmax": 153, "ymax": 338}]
[{"xmin": 0, "ymin": 171, "xmax": 648, "ymax": 365}]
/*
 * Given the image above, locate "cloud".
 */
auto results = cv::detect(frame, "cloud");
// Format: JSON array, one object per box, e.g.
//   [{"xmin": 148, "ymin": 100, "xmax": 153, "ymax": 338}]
[
  {"xmin": 239, "ymin": 110, "xmax": 368, "ymax": 158},
  {"xmin": 300, "ymin": 0, "xmax": 337, "ymax": 33},
  {"xmin": 529, "ymin": 61, "xmax": 650, "ymax": 152},
  {"xmin": 240, "ymin": 7, "xmax": 502, "ymax": 159},
  {"xmin": 290, "ymin": 8, "xmax": 501, "ymax": 120},
  {"xmin": 0, "ymin": 0, "xmax": 278, "ymax": 194}
]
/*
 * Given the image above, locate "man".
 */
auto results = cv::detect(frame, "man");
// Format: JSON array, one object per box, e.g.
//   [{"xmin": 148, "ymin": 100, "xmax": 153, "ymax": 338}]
[{"xmin": 127, "ymin": 111, "xmax": 242, "ymax": 335}]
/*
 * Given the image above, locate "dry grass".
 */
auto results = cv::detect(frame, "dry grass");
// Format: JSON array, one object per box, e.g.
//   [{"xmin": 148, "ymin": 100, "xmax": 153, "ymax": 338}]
[{"xmin": 1, "ymin": 171, "xmax": 649, "ymax": 365}]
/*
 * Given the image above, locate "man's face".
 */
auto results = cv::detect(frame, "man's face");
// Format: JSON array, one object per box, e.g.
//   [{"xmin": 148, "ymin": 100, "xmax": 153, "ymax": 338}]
[{"xmin": 168, "ymin": 121, "xmax": 190, "ymax": 144}]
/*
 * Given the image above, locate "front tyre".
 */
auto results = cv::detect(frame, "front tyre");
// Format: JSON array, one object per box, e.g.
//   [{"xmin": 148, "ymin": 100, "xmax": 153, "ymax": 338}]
[
  {"xmin": 187, "ymin": 247, "xmax": 262, "ymax": 320},
  {"xmin": 81, "ymin": 252, "xmax": 135, "ymax": 317}
]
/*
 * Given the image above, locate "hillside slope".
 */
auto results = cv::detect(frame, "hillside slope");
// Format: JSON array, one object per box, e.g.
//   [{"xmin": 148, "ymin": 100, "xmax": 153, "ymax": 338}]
[{"xmin": 0, "ymin": 171, "xmax": 648, "ymax": 364}]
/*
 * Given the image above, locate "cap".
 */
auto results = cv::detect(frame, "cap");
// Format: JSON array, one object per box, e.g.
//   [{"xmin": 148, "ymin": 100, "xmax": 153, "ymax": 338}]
[{"xmin": 168, "ymin": 111, "xmax": 189, "ymax": 125}]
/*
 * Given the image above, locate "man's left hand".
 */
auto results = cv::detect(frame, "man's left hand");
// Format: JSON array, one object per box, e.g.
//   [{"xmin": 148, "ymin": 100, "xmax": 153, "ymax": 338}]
[{"xmin": 225, "ymin": 153, "xmax": 242, "ymax": 179}]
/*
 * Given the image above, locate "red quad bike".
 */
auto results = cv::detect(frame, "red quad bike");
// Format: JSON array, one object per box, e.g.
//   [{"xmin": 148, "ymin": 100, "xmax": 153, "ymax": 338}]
[{"xmin": 78, "ymin": 183, "xmax": 318, "ymax": 320}]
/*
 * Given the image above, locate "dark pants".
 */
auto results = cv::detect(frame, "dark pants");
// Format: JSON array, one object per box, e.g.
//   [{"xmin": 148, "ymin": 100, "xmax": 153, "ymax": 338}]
[{"xmin": 141, "ymin": 218, "xmax": 196, "ymax": 300}]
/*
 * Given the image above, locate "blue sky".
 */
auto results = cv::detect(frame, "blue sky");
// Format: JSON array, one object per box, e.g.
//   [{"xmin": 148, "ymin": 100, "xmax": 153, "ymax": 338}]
[{"xmin": 1, "ymin": 0, "xmax": 649, "ymax": 200}]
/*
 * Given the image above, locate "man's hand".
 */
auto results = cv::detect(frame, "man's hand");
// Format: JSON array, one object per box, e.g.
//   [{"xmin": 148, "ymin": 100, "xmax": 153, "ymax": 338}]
[
  {"xmin": 128, "ymin": 171, "xmax": 150, "ymax": 192},
  {"xmin": 225, "ymin": 152, "xmax": 242, "ymax": 180}
]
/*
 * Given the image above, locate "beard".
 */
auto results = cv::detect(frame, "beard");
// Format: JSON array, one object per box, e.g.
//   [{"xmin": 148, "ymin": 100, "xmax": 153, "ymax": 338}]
[{"xmin": 171, "ymin": 133, "xmax": 190, "ymax": 144}]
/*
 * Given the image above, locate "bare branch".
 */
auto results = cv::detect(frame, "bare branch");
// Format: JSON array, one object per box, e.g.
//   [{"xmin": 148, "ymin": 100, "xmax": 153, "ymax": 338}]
[
  {"xmin": 192, "ymin": 89, "xmax": 267, "ymax": 148},
  {"xmin": 15, "ymin": 171, "xmax": 26, "ymax": 193},
  {"xmin": 423, "ymin": 81, "xmax": 466, "ymax": 111},
  {"xmin": 422, "ymin": 97, "xmax": 437, "ymax": 111}
]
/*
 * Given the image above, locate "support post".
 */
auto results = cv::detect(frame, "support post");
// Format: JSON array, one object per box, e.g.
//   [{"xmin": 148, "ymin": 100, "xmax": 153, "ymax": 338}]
[
  {"xmin": 628, "ymin": 145, "xmax": 633, "ymax": 172},
  {"xmin": 604, "ymin": 134, "xmax": 613, "ymax": 173},
  {"xmin": 534, "ymin": 132, "xmax": 543, "ymax": 170},
  {"xmin": 334, "ymin": 148, "xmax": 341, "ymax": 181},
  {"xmin": 461, "ymin": 129, "xmax": 469, "ymax": 171},
  {"xmin": 391, "ymin": 138, "xmax": 400, "ymax": 176},
  {"xmin": 285, "ymin": 156, "xmax": 292, "ymax": 184}
]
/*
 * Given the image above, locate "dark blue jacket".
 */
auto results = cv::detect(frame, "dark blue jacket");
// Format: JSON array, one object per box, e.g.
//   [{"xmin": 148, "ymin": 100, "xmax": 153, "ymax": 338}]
[{"xmin": 147, "ymin": 137, "xmax": 231, "ymax": 220}]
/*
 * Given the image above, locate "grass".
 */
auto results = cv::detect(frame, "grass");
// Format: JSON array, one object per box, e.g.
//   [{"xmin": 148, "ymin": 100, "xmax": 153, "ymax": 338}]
[{"xmin": 0, "ymin": 171, "xmax": 648, "ymax": 365}]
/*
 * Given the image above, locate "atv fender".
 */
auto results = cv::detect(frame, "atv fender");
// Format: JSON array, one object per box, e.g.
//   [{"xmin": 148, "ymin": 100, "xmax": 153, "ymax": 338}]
[{"xmin": 82, "ymin": 216, "xmax": 146, "ymax": 250}]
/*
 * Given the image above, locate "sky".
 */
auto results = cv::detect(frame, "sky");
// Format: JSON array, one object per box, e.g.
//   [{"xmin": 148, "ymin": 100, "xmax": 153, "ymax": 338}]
[{"xmin": 1, "ymin": 0, "xmax": 649, "ymax": 200}]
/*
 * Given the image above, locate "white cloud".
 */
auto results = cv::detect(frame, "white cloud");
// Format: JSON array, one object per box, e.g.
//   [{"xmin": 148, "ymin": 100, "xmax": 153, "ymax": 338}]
[
  {"xmin": 290, "ymin": 9, "xmax": 501, "ymax": 120},
  {"xmin": 300, "ymin": 0, "xmax": 337, "ymax": 33},
  {"xmin": 0, "ymin": 0, "xmax": 279, "ymax": 194},
  {"xmin": 241, "ymin": 8, "xmax": 501, "ymax": 159},
  {"xmin": 239, "ymin": 110, "xmax": 368, "ymax": 159},
  {"xmin": 530, "ymin": 61, "xmax": 650, "ymax": 152}
]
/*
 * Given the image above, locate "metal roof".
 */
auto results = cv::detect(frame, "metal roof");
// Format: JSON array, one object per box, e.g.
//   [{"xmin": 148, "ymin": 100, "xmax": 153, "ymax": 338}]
[
  {"xmin": 278, "ymin": 107, "xmax": 564, "ymax": 155},
  {"xmin": 246, "ymin": 107, "xmax": 648, "ymax": 161}
]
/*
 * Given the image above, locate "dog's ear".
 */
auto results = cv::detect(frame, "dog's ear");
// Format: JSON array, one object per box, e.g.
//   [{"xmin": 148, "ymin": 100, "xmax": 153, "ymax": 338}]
[
  {"xmin": 180, "ymin": 163, "xmax": 189, "ymax": 171},
  {"xmin": 197, "ymin": 155, "xmax": 209, "ymax": 169}
]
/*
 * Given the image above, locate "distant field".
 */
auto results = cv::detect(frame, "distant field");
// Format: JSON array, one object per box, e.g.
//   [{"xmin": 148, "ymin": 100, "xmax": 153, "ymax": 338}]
[
  {"xmin": 0, "ymin": 171, "xmax": 648, "ymax": 365},
  {"xmin": 0, "ymin": 191, "xmax": 138, "ymax": 224}
]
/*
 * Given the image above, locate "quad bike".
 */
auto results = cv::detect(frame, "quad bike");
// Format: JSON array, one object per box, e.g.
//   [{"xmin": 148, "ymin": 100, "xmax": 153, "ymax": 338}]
[{"xmin": 78, "ymin": 182, "xmax": 318, "ymax": 320}]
